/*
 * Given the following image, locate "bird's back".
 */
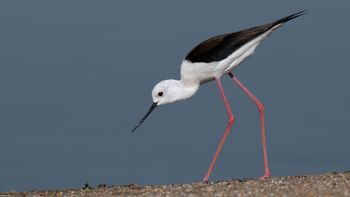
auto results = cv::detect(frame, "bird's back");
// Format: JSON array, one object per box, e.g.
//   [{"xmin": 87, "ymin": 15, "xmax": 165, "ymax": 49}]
[
  {"xmin": 185, "ymin": 25, "xmax": 271, "ymax": 63},
  {"xmin": 184, "ymin": 10, "xmax": 306, "ymax": 64}
]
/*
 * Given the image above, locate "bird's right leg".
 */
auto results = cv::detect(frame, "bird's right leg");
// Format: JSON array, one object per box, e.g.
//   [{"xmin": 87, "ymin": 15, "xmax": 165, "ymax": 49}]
[
  {"xmin": 203, "ymin": 77, "xmax": 235, "ymax": 183},
  {"xmin": 227, "ymin": 71, "xmax": 270, "ymax": 180}
]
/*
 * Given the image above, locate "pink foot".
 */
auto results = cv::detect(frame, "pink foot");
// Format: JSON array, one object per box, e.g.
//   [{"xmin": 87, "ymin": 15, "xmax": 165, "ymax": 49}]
[
  {"xmin": 259, "ymin": 173, "xmax": 270, "ymax": 180},
  {"xmin": 202, "ymin": 176, "xmax": 209, "ymax": 184}
]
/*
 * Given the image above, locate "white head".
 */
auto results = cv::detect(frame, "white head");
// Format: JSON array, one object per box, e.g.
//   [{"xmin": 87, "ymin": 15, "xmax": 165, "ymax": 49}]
[
  {"xmin": 152, "ymin": 79, "xmax": 197, "ymax": 105},
  {"xmin": 131, "ymin": 79, "xmax": 199, "ymax": 132}
]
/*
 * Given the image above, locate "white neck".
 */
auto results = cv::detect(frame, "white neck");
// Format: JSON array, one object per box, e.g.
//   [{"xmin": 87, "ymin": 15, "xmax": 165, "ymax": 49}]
[{"xmin": 175, "ymin": 80, "xmax": 199, "ymax": 102}]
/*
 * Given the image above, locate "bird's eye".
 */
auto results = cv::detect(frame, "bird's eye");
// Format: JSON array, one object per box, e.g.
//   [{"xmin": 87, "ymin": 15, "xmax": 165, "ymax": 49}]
[{"xmin": 158, "ymin": 91, "xmax": 163, "ymax": 96}]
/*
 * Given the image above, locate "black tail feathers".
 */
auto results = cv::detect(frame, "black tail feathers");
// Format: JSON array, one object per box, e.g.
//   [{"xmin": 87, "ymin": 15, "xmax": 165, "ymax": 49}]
[{"xmin": 273, "ymin": 10, "xmax": 307, "ymax": 26}]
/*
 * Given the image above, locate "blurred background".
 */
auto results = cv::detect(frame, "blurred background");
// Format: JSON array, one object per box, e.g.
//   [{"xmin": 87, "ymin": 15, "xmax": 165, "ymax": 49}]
[{"xmin": 0, "ymin": 1, "xmax": 349, "ymax": 192}]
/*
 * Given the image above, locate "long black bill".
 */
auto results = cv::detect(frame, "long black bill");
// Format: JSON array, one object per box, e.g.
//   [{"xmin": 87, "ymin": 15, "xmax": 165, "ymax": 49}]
[{"xmin": 131, "ymin": 102, "xmax": 158, "ymax": 133}]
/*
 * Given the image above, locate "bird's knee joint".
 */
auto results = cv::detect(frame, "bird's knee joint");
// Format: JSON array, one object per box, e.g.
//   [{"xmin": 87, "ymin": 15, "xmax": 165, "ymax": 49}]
[
  {"xmin": 258, "ymin": 104, "xmax": 264, "ymax": 112},
  {"xmin": 228, "ymin": 116, "xmax": 235, "ymax": 126}
]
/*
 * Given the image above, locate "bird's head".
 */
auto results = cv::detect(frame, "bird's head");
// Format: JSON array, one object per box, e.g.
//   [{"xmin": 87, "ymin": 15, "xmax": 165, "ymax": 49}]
[
  {"xmin": 151, "ymin": 79, "xmax": 181, "ymax": 106},
  {"xmin": 131, "ymin": 79, "xmax": 198, "ymax": 132}
]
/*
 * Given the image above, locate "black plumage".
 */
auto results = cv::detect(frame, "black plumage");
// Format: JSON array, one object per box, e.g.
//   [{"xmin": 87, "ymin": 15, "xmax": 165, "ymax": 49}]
[{"xmin": 185, "ymin": 10, "xmax": 306, "ymax": 63}]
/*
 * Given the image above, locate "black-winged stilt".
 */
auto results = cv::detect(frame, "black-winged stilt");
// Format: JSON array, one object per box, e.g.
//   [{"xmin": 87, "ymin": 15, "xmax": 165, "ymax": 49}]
[{"xmin": 131, "ymin": 10, "xmax": 306, "ymax": 182}]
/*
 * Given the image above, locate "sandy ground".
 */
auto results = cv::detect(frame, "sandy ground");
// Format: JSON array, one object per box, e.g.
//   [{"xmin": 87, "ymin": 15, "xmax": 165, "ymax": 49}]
[{"xmin": 1, "ymin": 171, "xmax": 349, "ymax": 197}]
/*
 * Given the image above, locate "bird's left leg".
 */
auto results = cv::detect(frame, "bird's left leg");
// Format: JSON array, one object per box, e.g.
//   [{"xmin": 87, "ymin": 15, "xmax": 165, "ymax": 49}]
[
  {"xmin": 203, "ymin": 77, "xmax": 235, "ymax": 183},
  {"xmin": 228, "ymin": 71, "xmax": 270, "ymax": 180}
]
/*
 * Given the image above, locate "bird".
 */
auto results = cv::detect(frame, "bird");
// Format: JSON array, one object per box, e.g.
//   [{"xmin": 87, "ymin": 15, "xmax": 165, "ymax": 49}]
[{"xmin": 131, "ymin": 10, "xmax": 306, "ymax": 183}]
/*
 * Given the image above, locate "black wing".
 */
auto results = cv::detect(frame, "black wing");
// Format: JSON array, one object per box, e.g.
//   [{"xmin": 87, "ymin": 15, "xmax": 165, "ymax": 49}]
[{"xmin": 185, "ymin": 10, "xmax": 306, "ymax": 63}]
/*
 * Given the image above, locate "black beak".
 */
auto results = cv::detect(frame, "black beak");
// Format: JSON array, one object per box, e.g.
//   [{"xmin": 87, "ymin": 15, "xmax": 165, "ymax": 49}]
[{"xmin": 131, "ymin": 102, "xmax": 158, "ymax": 133}]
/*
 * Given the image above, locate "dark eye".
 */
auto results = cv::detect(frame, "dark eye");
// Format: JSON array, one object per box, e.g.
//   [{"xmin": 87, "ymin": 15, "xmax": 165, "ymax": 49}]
[{"xmin": 158, "ymin": 91, "xmax": 163, "ymax": 96}]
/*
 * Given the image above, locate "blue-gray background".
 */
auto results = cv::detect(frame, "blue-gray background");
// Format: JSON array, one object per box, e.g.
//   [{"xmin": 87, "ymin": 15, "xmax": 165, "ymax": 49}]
[{"xmin": 0, "ymin": 1, "xmax": 349, "ymax": 192}]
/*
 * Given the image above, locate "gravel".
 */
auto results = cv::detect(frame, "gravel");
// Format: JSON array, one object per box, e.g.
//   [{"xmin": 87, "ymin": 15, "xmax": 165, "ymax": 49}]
[{"xmin": 1, "ymin": 171, "xmax": 349, "ymax": 197}]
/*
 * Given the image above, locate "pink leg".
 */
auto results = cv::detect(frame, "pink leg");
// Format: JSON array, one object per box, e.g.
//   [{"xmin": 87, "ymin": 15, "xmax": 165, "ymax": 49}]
[
  {"xmin": 203, "ymin": 77, "xmax": 235, "ymax": 183},
  {"xmin": 228, "ymin": 72, "xmax": 270, "ymax": 180}
]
